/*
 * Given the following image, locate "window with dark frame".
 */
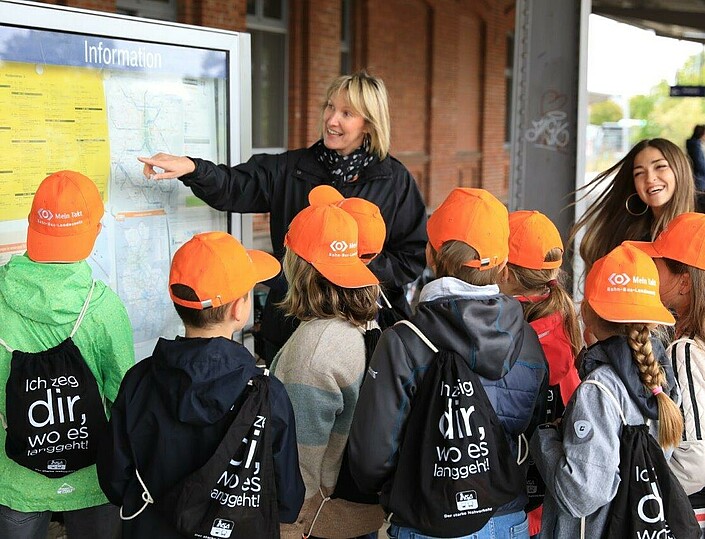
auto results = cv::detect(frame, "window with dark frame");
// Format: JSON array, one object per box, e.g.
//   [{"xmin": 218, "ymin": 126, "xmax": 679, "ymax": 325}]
[
  {"xmin": 505, "ymin": 32, "xmax": 514, "ymax": 144},
  {"xmin": 341, "ymin": 0, "xmax": 352, "ymax": 75},
  {"xmin": 247, "ymin": 0, "xmax": 288, "ymax": 151}
]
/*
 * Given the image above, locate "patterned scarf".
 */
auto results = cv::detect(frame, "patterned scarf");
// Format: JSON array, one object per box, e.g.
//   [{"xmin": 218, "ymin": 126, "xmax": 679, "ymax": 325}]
[{"xmin": 314, "ymin": 137, "xmax": 377, "ymax": 183}]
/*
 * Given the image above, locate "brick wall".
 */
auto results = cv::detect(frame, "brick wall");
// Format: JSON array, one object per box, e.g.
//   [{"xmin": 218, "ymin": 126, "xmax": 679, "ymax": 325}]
[
  {"xmin": 180, "ymin": 0, "xmax": 246, "ymax": 31},
  {"xmin": 360, "ymin": 0, "xmax": 514, "ymax": 209}
]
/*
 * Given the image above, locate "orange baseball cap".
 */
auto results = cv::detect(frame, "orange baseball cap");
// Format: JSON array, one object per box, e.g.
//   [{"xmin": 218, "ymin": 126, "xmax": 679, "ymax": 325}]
[
  {"xmin": 628, "ymin": 212, "xmax": 705, "ymax": 271},
  {"xmin": 584, "ymin": 243, "xmax": 674, "ymax": 325},
  {"xmin": 285, "ymin": 204, "xmax": 379, "ymax": 288},
  {"xmin": 508, "ymin": 211, "xmax": 563, "ymax": 270},
  {"xmin": 169, "ymin": 231, "xmax": 280, "ymax": 309},
  {"xmin": 308, "ymin": 185, "xmax": 386, "ymax": 258},
  {"xmin": 426, "ymin": 188, "xmax": 509, "ymax": 270},
  {"xmin": 27, "ymin": 170, "xmax": 105, "ymax": 263}
]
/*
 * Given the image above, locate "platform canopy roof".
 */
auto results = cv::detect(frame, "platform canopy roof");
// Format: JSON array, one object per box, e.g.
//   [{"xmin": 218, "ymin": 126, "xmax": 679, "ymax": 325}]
[{"xmin": 593, "ymin": 0, "xmax": 705, "ymax": 44}]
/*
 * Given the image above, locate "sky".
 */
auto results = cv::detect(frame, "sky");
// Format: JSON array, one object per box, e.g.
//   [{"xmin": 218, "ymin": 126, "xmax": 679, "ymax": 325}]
[{"xmin": 588, "ymin": 14, "xmax": 704, "ymax": 97}]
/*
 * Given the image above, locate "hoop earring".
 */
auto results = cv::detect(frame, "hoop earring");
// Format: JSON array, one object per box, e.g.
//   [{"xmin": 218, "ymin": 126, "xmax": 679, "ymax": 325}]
[{"xmin": 625, "ymin": 193, "xmax": 648, "ymax": 216}]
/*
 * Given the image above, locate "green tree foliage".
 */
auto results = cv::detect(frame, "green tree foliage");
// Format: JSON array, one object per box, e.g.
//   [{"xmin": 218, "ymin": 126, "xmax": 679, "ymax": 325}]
[
  {"xmin": 628, "ymin": 65, "xmax": 705, "ymax": 145},
  {"xmin": 589, "ymin": 100, "xmax": 623, "ymax": 124}
]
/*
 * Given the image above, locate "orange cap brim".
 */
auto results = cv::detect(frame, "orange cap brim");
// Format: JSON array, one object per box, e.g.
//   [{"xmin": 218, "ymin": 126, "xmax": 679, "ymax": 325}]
[
  {"xmin": 248, "ymin": 249, "xmax": 282, "ymax": 283},
  {"xmin": 625, "ymin": 240, "xmax": 663, "ymax": 259},
  {"xmin": 311, "ymin": 257, "xmax": 379, "ymax": 288},
  {"xmin": 589, "ymin": 299, "xmax": 675, "ymax": 326},
  {"xmin": 26, "ymin": 225, "xmax": 98, "ymax": 263}
]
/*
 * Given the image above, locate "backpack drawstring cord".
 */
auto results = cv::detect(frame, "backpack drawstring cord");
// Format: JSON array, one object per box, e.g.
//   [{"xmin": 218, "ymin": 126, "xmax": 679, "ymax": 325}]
[{"xmin": 120, "ymin": 469, "xmax": 154, "ymax": 520}]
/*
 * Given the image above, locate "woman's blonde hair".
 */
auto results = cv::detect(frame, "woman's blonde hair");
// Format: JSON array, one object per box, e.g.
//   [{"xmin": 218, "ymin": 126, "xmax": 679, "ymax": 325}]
[
  {"xmin": 507, "ymin": 248, "xmax": 583, "ymax": 359},
  {"xmin": 321, "ymin": 70, "xmax": 391, "ymax": 160},
  {"xmin": 570, "ymin": 138, "xmax": 694, "ymax": 272},
  {"xmin": 581, "ymin": 303, "xmax": 683, "ymax": 449},
  {"xmin": 663, "ymin": 258, "xmax": 705, "ymax": 341},
  {"xmin": 429, "ymin": 241, "xmax": 504, "ymax": 286},
  {"xmin": 279, "ymin": 248, "xmax": 379, "ymax": 326}
]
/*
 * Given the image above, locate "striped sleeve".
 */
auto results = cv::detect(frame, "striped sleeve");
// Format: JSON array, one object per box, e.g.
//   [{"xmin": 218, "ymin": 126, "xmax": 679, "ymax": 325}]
[{"xmin": 668, "ymin": 338, "xmax": 705, "ymax": 495}]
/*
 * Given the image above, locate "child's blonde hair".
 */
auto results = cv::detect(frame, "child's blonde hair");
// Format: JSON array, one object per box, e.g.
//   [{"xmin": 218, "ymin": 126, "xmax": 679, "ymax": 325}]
[
  {"xmin": 429, "ymin": 240, "xmax": 504, "ymax": 286},
  {"xmin": 581, "ymin": 302, "xmax": 684, "ymax": 449},
  {"xmin": 280, "ymin": 248, "xmax": 379, "ymax": 326},
  {"xmin": 507, "ymin": 248, "xmax": 582, "ymax": 359}
]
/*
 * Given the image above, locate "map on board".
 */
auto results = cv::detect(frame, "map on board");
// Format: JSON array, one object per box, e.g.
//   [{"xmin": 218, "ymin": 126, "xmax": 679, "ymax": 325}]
[{"xmin": 0, "ymin": 26, "xmax": 231, "ymax": 359}]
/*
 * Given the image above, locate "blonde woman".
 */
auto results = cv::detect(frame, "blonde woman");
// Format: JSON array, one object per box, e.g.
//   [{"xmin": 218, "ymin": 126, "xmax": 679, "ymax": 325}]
[{"xmin": 138, "ymin": 71, "xmax": 427, "ymax": 363}]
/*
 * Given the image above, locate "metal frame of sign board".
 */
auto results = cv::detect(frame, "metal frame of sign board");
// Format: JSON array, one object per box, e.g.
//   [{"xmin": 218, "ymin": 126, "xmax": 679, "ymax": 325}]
[{"xmin": 0, "ymin": 0, "xmax": 252, "ymax": 245}]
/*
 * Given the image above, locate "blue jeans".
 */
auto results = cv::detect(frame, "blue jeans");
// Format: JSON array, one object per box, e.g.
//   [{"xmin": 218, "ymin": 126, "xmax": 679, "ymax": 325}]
[
  {"xmin": 0, "ymin": 503, "xmax": 120, "ymax": 539},
  {"xmin": 387, "ymin": 511, "xmax": 529, "ymax": 539}
]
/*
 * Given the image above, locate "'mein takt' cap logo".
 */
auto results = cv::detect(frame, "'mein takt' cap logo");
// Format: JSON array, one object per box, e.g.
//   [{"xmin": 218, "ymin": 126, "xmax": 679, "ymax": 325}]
[
  {"xmin": 608, "ymin": 272, "xmax": 631, "ymax": 286},
  {"xmin": 37, "ymin": 208, "xmax": 53, "ymax": 221},
  {"xmin": 330, "ymin": 240, "xmax": 349, "ymax": 252}
]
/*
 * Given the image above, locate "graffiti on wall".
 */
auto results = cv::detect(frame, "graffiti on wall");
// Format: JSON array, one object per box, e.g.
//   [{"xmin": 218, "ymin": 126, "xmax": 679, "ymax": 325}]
[{"xmin": 525, "ymin": 90, "xmax": 570, "ymax": 151}]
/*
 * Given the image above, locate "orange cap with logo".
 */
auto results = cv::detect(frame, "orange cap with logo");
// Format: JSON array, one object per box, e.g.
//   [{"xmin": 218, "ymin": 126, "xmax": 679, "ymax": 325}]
[
  {"xmin": 27, "ymin": 170, "xmax": 105, "ymax": 263},
  {"xmin": 627, "ymin": 212, "xmax": 705, "ymax": 271},
  {"xmin": 169, "ymin": 231, "xmax": 280, "ymax": 310},
  {"xmin": 308, "ymin": 185, "xmax": 386, "ymax": 259},
  {"xmin": 508, "ymin": 210, "xmax": 563, "ymax": 270},
  {"xmin": 426, "ymin": 188, "xmax": 509, "ymax": 270},
  {"xmin": 584, "ymin": 243, "xmax": 674, "ymax": 325},
  {"xmin": 285, "ymin": 204, "xmax": 379, "ymax": 288}
]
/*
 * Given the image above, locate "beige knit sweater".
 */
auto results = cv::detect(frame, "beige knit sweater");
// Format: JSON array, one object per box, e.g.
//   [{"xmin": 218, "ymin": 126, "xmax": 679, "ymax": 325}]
[{"xmin": 271, "ymin": 318, "xmax": 384, "ymax": 539}]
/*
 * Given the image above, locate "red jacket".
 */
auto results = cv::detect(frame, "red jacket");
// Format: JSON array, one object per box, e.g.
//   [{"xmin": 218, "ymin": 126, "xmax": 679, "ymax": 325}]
[{"xmin": 522, "ymin": 308, "xmax": 581, "ymax": 536}]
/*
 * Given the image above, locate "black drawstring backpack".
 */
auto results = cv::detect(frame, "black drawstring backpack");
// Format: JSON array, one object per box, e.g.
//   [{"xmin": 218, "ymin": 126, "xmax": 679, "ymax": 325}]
[
  {"xmin": 2, "ymin": 282, "xmax": 108, "ymax": 478},
  {"xmin": 331, "ymin": 322, "xmax": 381, "ymax": 504},
  {"xmin": 386, "ymin": 321, "xmax": 526, "ymax": 537},
  {"xmin": 121, "ymin": 372, "xmax": 279, "ymax": 539},
  {"xmin": 583, "ymin": 380, "xmax": 700, "ymax": 539},
  {"xmin": 525, "ymin": 383, "xmax": 567, "ymax": 511}
]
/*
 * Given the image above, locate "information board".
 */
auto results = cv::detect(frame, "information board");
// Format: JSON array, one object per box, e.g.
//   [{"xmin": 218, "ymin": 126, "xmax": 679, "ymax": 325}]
[{"xmin": 0, "ymin": 0, "xmax": 251, "ymax": 359}]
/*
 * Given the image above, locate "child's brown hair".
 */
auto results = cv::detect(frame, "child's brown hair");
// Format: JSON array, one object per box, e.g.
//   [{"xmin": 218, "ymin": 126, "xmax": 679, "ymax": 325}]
[
  {"xmin": 280, "ymin": 248, "xmax": 379, "ymax": 326},
  {"xmin": 429, "ymin": 240, "xmax": 505, "ymax": 286}
]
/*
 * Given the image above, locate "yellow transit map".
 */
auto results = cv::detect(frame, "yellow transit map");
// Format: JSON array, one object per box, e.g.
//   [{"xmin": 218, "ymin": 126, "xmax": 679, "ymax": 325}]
[{"xmin": 0, "ymin": 62, "xmax": 110, "ymax": 221}]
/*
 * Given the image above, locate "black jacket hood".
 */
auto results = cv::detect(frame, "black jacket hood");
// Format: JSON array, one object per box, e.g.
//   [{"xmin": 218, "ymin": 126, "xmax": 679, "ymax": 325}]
[
  {"xmin": 579, "ymin": 335, "xmax": 678, "ymax": 420},
  {"xmin": 151, "ymin": 336, "xmax": 260, "ymax": 425},
  {"xmin": 413, "ymin": 293, "xmax": 533, "ymax": 380}
]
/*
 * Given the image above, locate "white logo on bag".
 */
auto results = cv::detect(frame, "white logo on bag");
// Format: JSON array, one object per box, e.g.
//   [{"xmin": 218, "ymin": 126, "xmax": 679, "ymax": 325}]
[
  {"xmin": 47, "ymin": 459, "xmax": 66, "ymax": 470},
  {"xmin": 56, "ymin": 483, "xmax": 74, "ymax": 495},
  {"xmin": 456, "ymin": 490, "xmax": 478, "ymax": 511},
  {"xmin": 210, "ymin": 518, "xmax": 234, "ymax": 538},
  {"xmin": 608, "ymin": 273, "xmax": 631, "ymax": 286}
]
